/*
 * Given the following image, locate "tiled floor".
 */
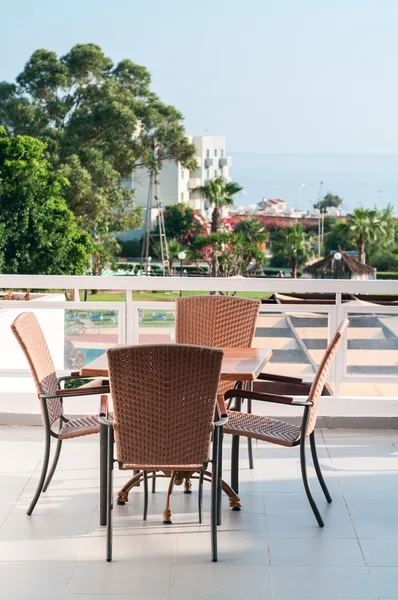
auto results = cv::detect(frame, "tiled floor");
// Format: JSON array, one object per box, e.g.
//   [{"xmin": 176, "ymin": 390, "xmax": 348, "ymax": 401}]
[{"xmin": 1, "ymin": 426, "xmax": 398, "ymax": 599}]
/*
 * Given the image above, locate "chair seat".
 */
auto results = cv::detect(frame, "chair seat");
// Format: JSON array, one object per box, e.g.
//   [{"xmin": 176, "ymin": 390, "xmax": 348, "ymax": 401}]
[
  {"xmin": 224, "ymin": 411, "xmax": 301, "ymax": 447},
  {"xmin": 121, "ymin": 463, "xmax": 203, "ymax": 472},
  {"xmin": 59, "ymin": 415, "xmax": 100, "ymax": 439}
]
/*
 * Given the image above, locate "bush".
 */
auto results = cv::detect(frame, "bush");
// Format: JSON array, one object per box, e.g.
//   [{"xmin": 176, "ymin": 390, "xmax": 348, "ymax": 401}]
[
  {"xmin": 117, "ymin": 239, "xmax": 142, "ymax": 257},
  {"xmin": 376, "ymin": 272, "xmax": 398, "ymax": 280}
]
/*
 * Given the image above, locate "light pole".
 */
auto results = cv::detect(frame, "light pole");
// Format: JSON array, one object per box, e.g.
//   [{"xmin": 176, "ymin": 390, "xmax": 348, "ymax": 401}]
[
  {"xmin": 295, "ymin": 183, "xmax": 305, "ymax": 211},
  {"xmin": 333, "ymin": 251, "xmax": 342, "ymax": 279},
  {"xmin": 146, "ymin": 256, "xmax": 152, "ymax": 277},
  {"xmin": 178, "ymin": 251, "xmax": 186, "ymax": 297}
]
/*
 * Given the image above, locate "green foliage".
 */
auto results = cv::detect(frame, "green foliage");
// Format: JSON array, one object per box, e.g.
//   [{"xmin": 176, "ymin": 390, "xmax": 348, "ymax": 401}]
[
  {"xmin": 376, "ymin": 272, "xmax": 398, "ymax": 280},
  {"xmin": 367, "ymin": 247, "xmax": 398, "ymax": 271},
  {"xmin": 0, "ymin": 43, "xmax": 197, "ymax": 266},
  {"xmin": 194, "ymin": 177, "xmax": 243, "ymax": 232},
  {"xmin": 314, "ymin": 193, "xmax": 343, "ymax": 211},
  {"xmin": 0, "ymin": 132, "xmax": 92, "ymax": 274},
  {"xmin": 234, "ymin": 217, "xmax": 269, "ymax": 245},
  {"xmin": 117, "ymin": 238, "xmax": 143, "ymax": 257},
  {"xmin": 325, "ymin": 205, "xmax": 395, "ymax": 263},
  {"xmin": 190, "ymin": 231, "xmax": 266, "ymax": 277},
  {"xmin": 161, "ymin": 203, "xmax": 207, "ymax": 244},
  {"xmin": 270, "ymin": 224, "xmax": 313, "ymax": 278}
]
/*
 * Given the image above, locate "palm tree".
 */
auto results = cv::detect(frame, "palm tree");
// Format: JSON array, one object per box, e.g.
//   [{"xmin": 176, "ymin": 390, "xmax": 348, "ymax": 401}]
[
  {"xmin": 272, "ymin": 224, "xmax": 313, "ymax": 278},
  {"xmin": 234, "ymin": 217, "xmax": 269, "ymax": 247},
  {"xmin": 337, "ymin": 207, "xmax": 393, "ymax": 263},
  {"xmin": 194, "ymin": 177, "xmax": 243, "ymax": 233}
]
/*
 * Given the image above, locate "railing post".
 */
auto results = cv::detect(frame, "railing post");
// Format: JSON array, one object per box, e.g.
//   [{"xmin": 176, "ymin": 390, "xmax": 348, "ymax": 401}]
[{"xmin": 333, "ymin": 293, "xmax": 344, "ymax": 399}]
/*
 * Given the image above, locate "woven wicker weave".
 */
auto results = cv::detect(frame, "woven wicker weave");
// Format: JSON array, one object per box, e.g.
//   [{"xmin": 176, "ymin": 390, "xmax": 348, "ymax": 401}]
[
  {"xmin": 175, "ymin": 296, "xmax": 260, "ymax": 395},
  {"xmin": 11, "ymin": 312, "xmax": 62, "ymax": 425},
  {"xmin": 224, "ymin": 319, "xmax": 349, "ymax": 445},
  {"xmin": 306, "ymin": 319, "xmax": 349, "ymax": 434},
  {"xmin": 107, "ymin": 344, "xmax": 223, "ymax": 470},
  {"xmin": 59, "ymin": 415, "xmax": 100, "ymax": 439},
  {"xmin": 224, "ymin": 412, "xmax": 301, "ymax": 447}
]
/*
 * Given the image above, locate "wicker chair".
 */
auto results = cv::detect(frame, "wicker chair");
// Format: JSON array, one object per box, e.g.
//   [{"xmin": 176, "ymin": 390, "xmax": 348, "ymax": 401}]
[
  {"xmin": 222, "ymin": 319, "xmax": 349, "ymax": 527},
  {"xmin": 11, "ymin": 312, "xmax": 110, "ymax": 515},
  {"xmin": 175, "ymin": 295, "xmax": 261, "ymax": 483},
  {"xmin": 100, "ymin": 344, "xmax": 226, "ymax": 562}
]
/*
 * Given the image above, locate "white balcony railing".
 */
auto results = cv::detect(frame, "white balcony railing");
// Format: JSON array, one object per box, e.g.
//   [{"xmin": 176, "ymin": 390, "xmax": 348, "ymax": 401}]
[
  {"xmin": 1, "ymin": 275, "xmax": 398, "ymax": 423},
  {"xmin": 188, "ymin": 177, "xmax": 202, "ymax": 190}
]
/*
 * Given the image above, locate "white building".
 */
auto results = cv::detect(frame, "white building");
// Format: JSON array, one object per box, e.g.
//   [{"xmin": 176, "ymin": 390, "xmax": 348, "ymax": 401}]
[
  {"xmin": 256, "ymin": 197, "xmax": 305, "ymax": 219},
  {"xmin": 121, "ymin": 136, "xmax": 232, "ymax": 240}
]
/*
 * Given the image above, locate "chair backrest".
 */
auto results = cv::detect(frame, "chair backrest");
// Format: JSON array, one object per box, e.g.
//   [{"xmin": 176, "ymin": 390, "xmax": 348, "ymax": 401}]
[
  {"xmin": 175, "ymin": 295, "xmax": 260, "ymax": 395},
  {"xmin": 107, "ymin": 344, "xmax": 223, "ymax": 468},
  {"xmin": 11, "ymin": 312, "xmax": 61, "ymax": 426},
  {"xmin": 306, "ymin": 319, "xmax": 349, "ymax": 434}
]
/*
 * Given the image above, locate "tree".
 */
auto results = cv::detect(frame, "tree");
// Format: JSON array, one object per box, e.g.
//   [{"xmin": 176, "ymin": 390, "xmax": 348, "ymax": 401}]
[
  {"xmin": 271, "ymin": 224, "xmax": 313, "ymax": 278},
  {"xmin": 326, "ymin": 206, "xmax": 394, "ymax": 263},
  {"xmin": 190, "ymin": 231, "xmax": 266, "ymax": 277},
  {"xmin": 194, "ymin": 177, "xmax": 243, "ymax": 232},
  {"xmin": 234, "ymin": 217, "xmax": 269, "ymax": 247},
  {"xmin": 0, "ymin": 44, "xmax": 197, "ymax": 265},
  {"xmin": 314, "ymin": 193, "xmax": 343, "ymax": 211},
  {"xmin": 0, "ymin": 129, "xmax": 92, "ymax": 274},
  {"xmin": 161, "ymin": 203, "xmax": 207, "ymax": 245}
]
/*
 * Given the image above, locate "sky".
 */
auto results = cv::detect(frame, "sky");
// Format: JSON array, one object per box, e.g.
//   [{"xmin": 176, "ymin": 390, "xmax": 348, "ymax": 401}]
[{"xmin": 1, "ymin": 0, "xmax": 398, "ymax": 154}]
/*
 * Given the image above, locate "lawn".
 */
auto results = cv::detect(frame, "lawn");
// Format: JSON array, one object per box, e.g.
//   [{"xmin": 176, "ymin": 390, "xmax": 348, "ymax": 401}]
[{"xmin": 82, "ymin": 290, "xmax": 269, "ymax": 302}]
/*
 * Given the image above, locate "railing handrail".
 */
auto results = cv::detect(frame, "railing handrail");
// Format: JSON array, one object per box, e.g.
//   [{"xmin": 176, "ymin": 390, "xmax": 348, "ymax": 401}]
[{"xmin": 0, "ymin": 274, "xmax": 395, "ymax": 294}]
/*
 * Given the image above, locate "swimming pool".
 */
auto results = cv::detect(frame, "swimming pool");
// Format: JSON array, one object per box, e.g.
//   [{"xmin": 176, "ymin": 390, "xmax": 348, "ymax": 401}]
[{"xmin": 78, "ymin": 347, "xmax": 107, "ymax": 363}]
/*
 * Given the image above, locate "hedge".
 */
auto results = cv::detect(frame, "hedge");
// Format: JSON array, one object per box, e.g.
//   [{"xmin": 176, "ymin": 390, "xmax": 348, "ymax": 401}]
[{"xmin": 376, "ymin": 272, "xmax": 398, "ymax": 280}]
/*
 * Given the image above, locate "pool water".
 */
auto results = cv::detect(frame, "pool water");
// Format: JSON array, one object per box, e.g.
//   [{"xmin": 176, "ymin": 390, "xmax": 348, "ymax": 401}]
[{"xmin": 78, "ymin": 348, "xmax": 107, "ymax": 363}]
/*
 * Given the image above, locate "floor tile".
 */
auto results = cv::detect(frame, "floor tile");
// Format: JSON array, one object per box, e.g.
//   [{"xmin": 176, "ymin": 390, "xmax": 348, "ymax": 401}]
[
  {"xmin": 360, "ymin": 539, "xmax": 398, "ymax": 566},
  {"xmin": 369, "ymin": 567, "xmax": 398, "ymax": 597},
  {"xmin": 272, "ymin": 566, "xmax": 376, "ymax": 598},
  {"xmin": 69, "ymin": 561, "xmax": 173, "ymax": 596},
  {"xmin": 266, "ymin": 507, "xmax": 355, "ymax": 539},
  {"xmin": 175, "ymin": 528, "xmax": 270, "ymax": 565},
  {"xmin": 263, "ymin": 491, "xmax": 345, "ymax": 513},
  {"xmin": 350, "ymin": 512, "xmax": 398, "ymax": 539},
  {"xmin": 0, "ymin": 504, "xmax": 94, "ymax": 539},
  {"xmin": 0, "ymin": 561, "xmax": 76, "ymax": 600},
  {"xmin": 269, "ymin": 538, "xmax": 365, "ymax": 566},
  {"xmin": 171, "ymin": 564, "xmax": 273, "ymax": 599}
]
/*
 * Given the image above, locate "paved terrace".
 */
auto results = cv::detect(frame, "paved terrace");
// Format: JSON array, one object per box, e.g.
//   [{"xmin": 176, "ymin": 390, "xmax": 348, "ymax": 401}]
[{"xmin": 1, "ymin": 425, "xmax": 398, "ymax": 599}]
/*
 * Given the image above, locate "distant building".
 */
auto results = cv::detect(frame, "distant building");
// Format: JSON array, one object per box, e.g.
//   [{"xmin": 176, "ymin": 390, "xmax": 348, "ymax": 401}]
[
  {"xmin": 257, "ymin": 197, "xmax": 305, "ymax": 219},
  {"xmin": 121, "ymin": 136, "xmax": 232, "ymax": 240}
]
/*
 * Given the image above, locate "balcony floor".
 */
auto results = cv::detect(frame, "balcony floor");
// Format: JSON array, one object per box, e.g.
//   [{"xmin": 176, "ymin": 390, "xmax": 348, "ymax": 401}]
[{"xmin": 0, "ymin": 426, "xmax": 398, "ymax": 599}]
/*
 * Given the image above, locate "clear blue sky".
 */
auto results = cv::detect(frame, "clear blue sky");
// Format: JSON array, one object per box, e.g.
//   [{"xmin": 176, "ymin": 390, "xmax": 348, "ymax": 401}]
[{"xmin": 1, "ymin": 0, "xmax": 398, "ymax": 154}]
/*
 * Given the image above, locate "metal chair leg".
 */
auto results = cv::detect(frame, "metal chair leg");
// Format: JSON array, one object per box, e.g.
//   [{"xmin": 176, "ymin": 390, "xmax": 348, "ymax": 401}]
[
  {"xmin": 247, "ymin": 398, "xmax": 254, "ymax": 470},
  {"xmin": 100, "ymin": 422, "xmax": 107, "ymax": 525},
  {"xmin": 300, "ymin": 434, "xmax": 324, "ymax": 527},
  {"xmin": 106, "ymin": 426, "xmax": 114, "ymax": 562},
  {"xmin": 198, "ymin": 468, "xmax": 204, "ymax": 524},
  {"xmin": 231, "ymin": 434, "xmax": 240, "ymax": 496},
  {"xmin": 211, "ymin": 427, "xmax": 220, "ymax": 562},
  {"xmin": 27, "ymin": 430, "xmax": 51, "ymax": 515},
  {"xmin": 310, "ymin": 431, "xmax": 332, "ymax": 503},
  {"xmin": 217, "ymin": 429, "xmax": 223, "ymax": 525},
  {"xmin": 42, "ymin": 439, "xmax": 62, "ymax": 493},
  {"xmin": 143, "ymin": 471, "xmax": 149, "ymax": 520}
]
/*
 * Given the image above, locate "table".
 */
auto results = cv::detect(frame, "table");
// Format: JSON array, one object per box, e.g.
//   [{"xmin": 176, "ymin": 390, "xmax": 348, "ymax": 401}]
[
  {"xmin": 80, "ymin": 346, "xmax": 272, "ymax": 522},
  {"xmin": 80, "ymin": 347, "xmax": 272, "ymax": 381}
]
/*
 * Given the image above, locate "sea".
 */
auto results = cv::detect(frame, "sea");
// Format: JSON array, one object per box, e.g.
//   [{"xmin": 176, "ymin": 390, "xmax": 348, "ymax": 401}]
[{"xmin": 230, "ymin": 153, "xmax": 398, "ymax": 214}]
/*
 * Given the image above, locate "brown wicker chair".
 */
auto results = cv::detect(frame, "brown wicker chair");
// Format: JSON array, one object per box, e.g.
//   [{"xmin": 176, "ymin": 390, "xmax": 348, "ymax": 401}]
[
  {"xmin": 223, "ymin": 319, "xmax": 349, "ymax": 527},
  {"xmin": 175, "ymin": 295, "xmax": 261, "ymax": 482},
  {"xmin": 100, "ymin": 344, "xmax": 226, "ymax": 562},
  {"xmin": 11, "ymin": 312, "xmax": 110, "ymax": 515}
]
